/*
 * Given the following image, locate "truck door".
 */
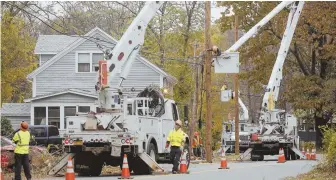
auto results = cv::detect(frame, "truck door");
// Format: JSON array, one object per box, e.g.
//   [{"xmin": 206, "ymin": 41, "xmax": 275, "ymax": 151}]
[{"xmin": 161, "ymin": 103, "xmax": 178, "ymax": 151}]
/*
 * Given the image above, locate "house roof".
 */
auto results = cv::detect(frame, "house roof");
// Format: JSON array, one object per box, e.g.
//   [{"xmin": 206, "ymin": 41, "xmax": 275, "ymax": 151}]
[
  {"xmin": 1, "ymin": 103, "xmax": 31, "ymax": 116},
  {"xmin": 28, "ymin": 27, "xmax": 177, "ymax": 83},
  {"xmin": 34, "ymin": 35, "xmax": 79, "ymax": 54},
  {"xmin": 24, "ymin": 88, "xmax": 97, "ymax": 103}
]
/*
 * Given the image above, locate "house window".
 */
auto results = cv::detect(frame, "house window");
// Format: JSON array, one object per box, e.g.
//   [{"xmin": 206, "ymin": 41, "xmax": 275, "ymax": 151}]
[
  {"xmin": 92, "ymin": 53, "xmax": 104, "ymax": 72},
  {"xmin": 78, "ymin": 106, "xmax": 90, "ymax": 113},
  {"xmin": 76, "ymin": 52, "xmax": 104, "ymax": 73},
  {"xmin": 48, "ymin": 107, "xmax": 60, "ymax": 128},
  {"xmin": 34, "ymin": 107, "xmax": 46, "ymax": 125},
  {"xmin": 78, "ymin": 53, "xmax": 90, "ymax": 72},
  {"xmin": 65, "ymin": 106, "xmax": 76, "ymax": 129}
]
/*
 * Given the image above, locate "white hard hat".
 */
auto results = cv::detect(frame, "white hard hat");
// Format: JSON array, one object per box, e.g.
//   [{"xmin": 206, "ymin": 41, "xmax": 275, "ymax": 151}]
[{"xmin": 175, "ymin": 120, "xmax": 182, "ymax": 126}]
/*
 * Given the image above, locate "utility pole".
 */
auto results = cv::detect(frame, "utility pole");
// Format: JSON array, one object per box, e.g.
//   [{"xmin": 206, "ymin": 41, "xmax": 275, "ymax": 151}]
[
  {"xmin": 234, "ymin": 15, "xmax": 240, "ymax": 155},
  {"xmin": 204, "ymin": 1, "xmax": 212, "ymax": 163}
]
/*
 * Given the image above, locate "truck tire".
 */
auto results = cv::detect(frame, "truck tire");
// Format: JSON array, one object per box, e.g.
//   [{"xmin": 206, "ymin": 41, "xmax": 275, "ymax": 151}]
[
  {"xmin": 132, "ymin": 158, "xmax": 151, "ymax": 175},
  {"xmin": 148, "ymin": 143, "xmax": 157, "ymax": 162},
  {"xmin": 76, "ymin": 152, "xmax": 103, "ymax": 177},
  {"xmin": 290, "ymin": 150, "xmax": 298, "ymax": 160},
  {"xmin": 131, "ymin": 143, "xmax": 157, "ymax": 175},
  {"xmin": 250, "ymin": 152, "xmax": 263, "ymax": 161},
  {"xmin": 284, "ymin": 150, "xmax": 291, "ymax": 161}
]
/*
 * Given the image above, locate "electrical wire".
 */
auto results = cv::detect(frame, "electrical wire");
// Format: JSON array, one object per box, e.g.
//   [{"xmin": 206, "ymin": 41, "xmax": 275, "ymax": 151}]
[{"xmin": 140, "ymin": 50, "xmax": 204, "ymax": 66}]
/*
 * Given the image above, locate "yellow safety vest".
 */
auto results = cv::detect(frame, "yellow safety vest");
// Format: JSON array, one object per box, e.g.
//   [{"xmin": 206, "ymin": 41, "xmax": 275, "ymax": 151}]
[
  {"xmin": 167, "ymin": 128, "xmax": 184, "ymax": 147},
  {"xmin": 12, "ymin": 130, "xmax": 31, "ymax": 154}
]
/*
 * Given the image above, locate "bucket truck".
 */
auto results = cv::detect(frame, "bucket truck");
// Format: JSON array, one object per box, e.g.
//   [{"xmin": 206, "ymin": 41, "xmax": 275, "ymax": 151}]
[
  {"xmin": 48, "ymin": 2, "xmax": 191, "ymax": 176},
  {"xmin": 214, "ymin": 1, "xmax": 306, "ymax": 160},
  {"xmin": 247, "ymin": 1, "xmax": 306, "ymax": 161}
]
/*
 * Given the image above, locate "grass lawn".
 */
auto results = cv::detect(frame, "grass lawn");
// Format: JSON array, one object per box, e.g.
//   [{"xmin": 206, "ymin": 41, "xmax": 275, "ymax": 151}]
[{"xmin": 285, "ymin": 166, "xmax": 336, "ymax": 180}]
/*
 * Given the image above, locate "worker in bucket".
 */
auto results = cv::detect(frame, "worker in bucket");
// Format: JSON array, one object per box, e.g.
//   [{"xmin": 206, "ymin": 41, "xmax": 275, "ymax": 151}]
[
  {"xmin": 165, "ymin": 119, "xmax": 185, "ymax": 174},
  {"xmin": 12, "ymin": 121, "xmax": 32, "ymax": 180}
]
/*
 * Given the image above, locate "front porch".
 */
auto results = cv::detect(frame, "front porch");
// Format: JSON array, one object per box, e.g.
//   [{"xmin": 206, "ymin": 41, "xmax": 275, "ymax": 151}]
[
  {"xmin": 25, "ymin": 89, "xmax": 98, "ymax": 130},
  {"xmin": 31, "ymin": 103, "xmax": 96, "ymax": 130}
]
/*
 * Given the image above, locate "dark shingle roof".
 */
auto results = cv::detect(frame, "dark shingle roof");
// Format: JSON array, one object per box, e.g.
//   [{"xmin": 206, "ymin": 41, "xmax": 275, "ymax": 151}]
[{"xmin": 34, "ymin": 35, "xmax": 79, "ymax": 54}]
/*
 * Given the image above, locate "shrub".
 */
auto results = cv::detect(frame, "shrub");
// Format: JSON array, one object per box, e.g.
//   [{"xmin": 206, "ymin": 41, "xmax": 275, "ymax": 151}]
[
  {"xmin": 321, "ymin": 126, "xmax": 336, "ymax": 169},
  {"xmin": 1, "ymin": 117, "xmax": 14, "ymax": 136}
]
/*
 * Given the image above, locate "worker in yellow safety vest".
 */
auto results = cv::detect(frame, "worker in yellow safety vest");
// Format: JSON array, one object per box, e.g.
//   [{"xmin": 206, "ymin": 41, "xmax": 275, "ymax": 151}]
[
  {"xmin": 165, "ymin": 120, "xmax": 185, "ymax": 174},
  {"xmin": 12, "ymin": 121, "xmax": 32, "ymax": 180}
]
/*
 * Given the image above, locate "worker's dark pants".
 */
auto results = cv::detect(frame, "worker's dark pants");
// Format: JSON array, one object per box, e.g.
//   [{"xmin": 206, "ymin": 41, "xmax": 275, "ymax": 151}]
[
  {"xmin": 14, "ymin": 153, "xmax": 31, "ymax": 180},
  {"xmin": 193, "ymin": 148, "xmax": 201, "ymax": 157},
  {"xmin": 170, "ymin": 146, "xmax": 182, "ymax": 172}
]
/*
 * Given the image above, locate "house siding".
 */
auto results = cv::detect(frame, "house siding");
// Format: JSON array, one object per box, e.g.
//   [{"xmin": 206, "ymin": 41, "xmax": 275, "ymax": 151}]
[
  {"xmin": 40, "ymin": 54, "xmax": 56, "ymax": 65},
  {"xmin": 36, "ymin": 33, "xmax": 160, "ymax": 96},
  {"xmin": 32, "ymin": 93, "xmax": 97, "ymax": 104},
  {"xmin": 4, "ymin": 116, "xmax": 30, "ymax": 129}
]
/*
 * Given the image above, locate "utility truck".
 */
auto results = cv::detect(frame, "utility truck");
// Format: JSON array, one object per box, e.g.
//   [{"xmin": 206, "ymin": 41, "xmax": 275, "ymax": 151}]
[
  {"xmin": 222, "ymin": 120, "xmax": 259, "ymax": 153},
  {"xmin": 215, "ymin": 1, "xmax": 306, "ymax": 161},
  {"xmin": 48, "ymin": 2, "xmax": 190, "ymax": 176},
  {"xmin": 241, "ymin": 1, "xmax": 305, "ymax": 161}
]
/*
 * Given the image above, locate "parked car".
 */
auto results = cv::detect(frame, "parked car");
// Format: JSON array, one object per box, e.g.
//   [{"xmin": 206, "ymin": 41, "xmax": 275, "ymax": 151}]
[{"xmin": 0, "ymin": 136, "xmax": 46, "ymax": 169}]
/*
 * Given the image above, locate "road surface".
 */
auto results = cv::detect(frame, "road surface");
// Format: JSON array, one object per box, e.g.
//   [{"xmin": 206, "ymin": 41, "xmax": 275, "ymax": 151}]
[{"xmin": 44, "ymin": 155, "xmax": 319, "ymax": 180}]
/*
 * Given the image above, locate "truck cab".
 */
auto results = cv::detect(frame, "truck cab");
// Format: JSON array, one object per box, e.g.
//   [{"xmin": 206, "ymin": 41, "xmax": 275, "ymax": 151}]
[{"xmin": 62, "ymin": 91, "xmax": 190, "ymax": 176}]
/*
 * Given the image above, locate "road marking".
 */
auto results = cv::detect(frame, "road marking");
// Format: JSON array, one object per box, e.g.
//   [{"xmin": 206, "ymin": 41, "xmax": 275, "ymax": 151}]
[{"xmin": 136, "ymin": 163, "xmax": 277, "ymax": 179}]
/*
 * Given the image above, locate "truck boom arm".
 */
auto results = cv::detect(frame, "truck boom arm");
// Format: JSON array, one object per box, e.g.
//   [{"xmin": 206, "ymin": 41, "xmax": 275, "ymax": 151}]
[
  {"xmin": 221, "ymin": 1, "xmax": 298, "ymax": 123},
  {"xmin": 97, "ymin": 2, "xmax": 163, "ymax": 110},
  {"xmin": 260, "ymin": 2, "xmax": 304, "ymax": 123},
  {"xmin": 225, "ymin": 1, "xmax": 294, "ymax": 53}
]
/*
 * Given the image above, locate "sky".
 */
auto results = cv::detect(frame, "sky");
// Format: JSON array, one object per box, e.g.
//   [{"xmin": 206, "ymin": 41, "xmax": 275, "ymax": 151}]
[{"xmin": 44, "ymin": 1, "xmax": 230, "ymax": 23}]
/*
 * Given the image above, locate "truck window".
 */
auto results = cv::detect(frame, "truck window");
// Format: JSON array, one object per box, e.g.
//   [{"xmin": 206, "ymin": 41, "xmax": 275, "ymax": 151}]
[
  {"xmin": 225, "ymin": 124, "xmax": 230, "ymax": 132},
  {"xmin": 240, "ymin": 124, "xmax": 245, "ymax": 132},
  {"xmin": 171, "ymin": 103, "xmax": 178, "ymax": 121},
  {"xmin": 127, "ymin": 104, "xmax": 134, "ymax": 115},
  {"xmin": 30, "ymin": 127, "xmax": 46, "ymax": 137},
  {"xmin": 48, "ymin": 126, "xmax": 59, "ymax": 137}
]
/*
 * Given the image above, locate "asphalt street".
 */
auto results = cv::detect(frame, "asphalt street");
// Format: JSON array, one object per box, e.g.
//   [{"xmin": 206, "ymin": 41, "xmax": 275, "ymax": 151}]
[{"xmin": 44, "ymin": 155, "xmax": 319, "ymax": 180}]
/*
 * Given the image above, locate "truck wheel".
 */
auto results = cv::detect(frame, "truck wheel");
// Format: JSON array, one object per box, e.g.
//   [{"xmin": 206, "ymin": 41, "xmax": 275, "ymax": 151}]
[
  {"xmin": 89, "ymin": 164, "xmax": 103, "ymax": 176},
  {"xmin": 132, "ymin": 159, "xmax": 151, "ymax": 175},
  {"xmin": 258, "ymin": 154, "xmax": 264, "ymax": 161},
  {"xmin": 148, "ymin": 143, "xmax": 157, "ymax": 162},
  {"xmin": 290, "ymin": 150, "xmax": 297, "ymax": 160},
  {"xmin": 78, "ymin": 161, "xmax": 103, "ymax": 177},
  {"xmin": 76, "ymin": 152, "xmax": 103, "ymax": 177},
  {"xmin": 250, "ymin": 152, "xmax": 258, "ymax": 161},
  {"xmin": 285, "ymin": 150, "xmax": 291, "ymax": 161}
]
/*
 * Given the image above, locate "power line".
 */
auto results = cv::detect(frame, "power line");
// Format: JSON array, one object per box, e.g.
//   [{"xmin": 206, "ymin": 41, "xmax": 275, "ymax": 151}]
[{"xmin": 140, "ymin": 50, "xmax": 204, "ymax": 66}]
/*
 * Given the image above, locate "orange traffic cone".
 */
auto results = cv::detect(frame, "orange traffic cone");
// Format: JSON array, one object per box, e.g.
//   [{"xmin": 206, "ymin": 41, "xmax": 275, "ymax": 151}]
[
  {"xmin": 310, "ymin": 148, "xmax": 316, "ymax": 160},
  {"xmin": 277, "ymin": 148, "xmax": 285, "ymax": 163},
  {"xmin": 119, "ymin": 154, "xmax": 133, "ymax": 179},
  {"xmin": 65, "ymin": 156, "xmax": 75, "ymax": 180},
  {"xmin": 218, "ymin": 148, "xmax": 229, "ymax": 169},
  {"xmin": 179, "ymin": 152, "xmax": 188, "ymax": 174},
  {"xmin": 300, "ymin": 147, "xmax": 305, "ymax": 160},
  {"xmin": 306, "ymin": 149, "xmax": 311, "ymax": 160}
]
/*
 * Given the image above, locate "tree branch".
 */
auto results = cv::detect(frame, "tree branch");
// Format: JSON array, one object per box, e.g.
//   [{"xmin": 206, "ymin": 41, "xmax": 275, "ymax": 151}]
[{"xmin": 265, "ymin": 28, "xmax": 310, "ymax": 76}]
